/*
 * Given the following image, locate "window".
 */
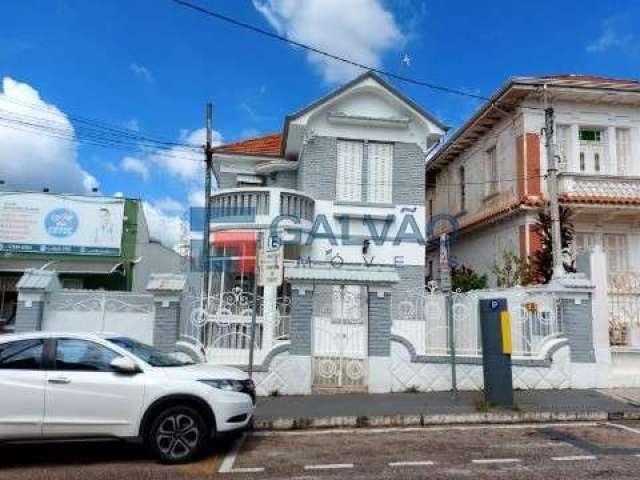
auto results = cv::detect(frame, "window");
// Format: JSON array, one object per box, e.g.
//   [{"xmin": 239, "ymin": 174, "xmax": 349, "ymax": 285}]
[
  {"xmin": 0, "ymin": 339, "xmax": 43, "ymax": 370},
  {"xmin": 616, "ymin": 128, "xmax": 631, "ymax": 175},
  {"xmin": 556, "ymin": 125, "xmax": 571, "ymax": 169},
  {"xmin": 579, "ymin": 129, "xmax": 602, "ymax": 142},
  {"xmin": 458, "ymin": 165, "xmax": 466, "ymax": 211},
  {"xmin": 579, "ymin": 152, "xmax": 586, "ymax": 172},
  {"xmin": 108, "ymin": 337, "xmax": 194, "ymax": 367},
  {"xmin": 336, "ymin": 140, "xmax": 363, "ymax": 202},
  {"xmin": 485, "ymin": 146, "xmax": 499, "ymax": 196},
  {"xmin": 55, "ymin": 339, "xmax": 120, "ymax": 372},
  {"xmin": 367, "ymin": 142, "xmax": 393, "ymax": 203},
  {"xmin": 604, "ymin": 234, "xmax": 628, "ymax": 273}
]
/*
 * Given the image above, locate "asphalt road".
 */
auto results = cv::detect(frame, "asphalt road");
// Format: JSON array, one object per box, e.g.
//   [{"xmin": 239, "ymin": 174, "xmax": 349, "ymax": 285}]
[{"xmin": 2, "ymin": 422, "xmax": 640, "ymax": 479}]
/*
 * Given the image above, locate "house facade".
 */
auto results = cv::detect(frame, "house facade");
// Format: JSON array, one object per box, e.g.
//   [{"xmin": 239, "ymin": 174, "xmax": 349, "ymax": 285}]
[
  {"xmin": 426, "ymin": 74, "xmax": 640, "ymax": 350},
  {"xmin": 197, "ymin": 72, "xmax": 448, "ymax": 392}
]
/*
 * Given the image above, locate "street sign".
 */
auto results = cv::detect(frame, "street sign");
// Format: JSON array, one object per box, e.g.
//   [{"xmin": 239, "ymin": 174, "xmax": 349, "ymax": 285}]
[{"xmin": 257, "ymin": 243, "xmax": 283, "ymax": 287}]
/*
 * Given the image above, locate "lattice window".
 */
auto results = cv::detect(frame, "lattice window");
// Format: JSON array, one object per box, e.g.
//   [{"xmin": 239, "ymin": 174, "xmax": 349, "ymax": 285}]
[
  {"xmin": 616, "ymin": 128, "xmax": 631, "ymax": 175},
  {"xmin": 605, "ymin": 234, "xmax": 628, "ymax": 273},
  {"xmin": 556, "ymin": 125, "xmax": 571, "ymax": 170},
  {"xmin": 367, "ymin": 142, "xmax": 393, "ymax": 203},
  {"xmin": 336, "ymin": 140, "xmax": 363, "ymax": 202}
]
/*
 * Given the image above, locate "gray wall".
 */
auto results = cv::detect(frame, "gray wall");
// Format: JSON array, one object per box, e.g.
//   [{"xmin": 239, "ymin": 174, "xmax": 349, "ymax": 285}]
[
  {"xmin": 391, "ymin": 265, "xmax": 425, "ymax": 301},
  {"xmin": 133, "ymin": 242, "xmax": 184, "ymax": 292},
  {"xmin": 220, "ymin": 172, "xmax": 237, "ymax": 189},
  {"xmin": 153, "ymin": 300, "xmax": 180, "ymax": 352},
  {"xmin": 297, "ymin": 136, "xmax": 425, "ymax": 205},
  {"xmin": 266, "ymin": 170, "xmax": 298, "ymax": 190},
  {"xmin": 560, "ymin": 297, "xmax": 596, "ymax": 363},
  {"xmin": 392, "ymin": 142, "xmax": 425, "ymax": 205},
  {"xmin": 368, "ymin": 291, "xmax": 391, "ymax": 356},
  {"xmin": 14, "ymin": 300, "xmax": 44, "ymax": 334},
  {"xmin": 289, "ymin": 287, "xmax": 313, "ymax": 355},
  {"xmin": 298, "ymin": 136, "xmax": 338, "ymax": 201}
]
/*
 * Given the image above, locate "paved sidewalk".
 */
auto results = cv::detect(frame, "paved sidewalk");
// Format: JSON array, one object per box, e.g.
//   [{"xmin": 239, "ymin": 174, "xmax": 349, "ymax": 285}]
[{"xmin": 254, "ymin": 389, "xmax": 640, "ymax": 430}]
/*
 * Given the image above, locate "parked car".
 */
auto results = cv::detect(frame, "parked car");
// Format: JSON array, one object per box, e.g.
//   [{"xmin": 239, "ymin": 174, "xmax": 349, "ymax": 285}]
[{"xmin": 0, "ymin": 332, "xmax": 255, "ymax": 463}]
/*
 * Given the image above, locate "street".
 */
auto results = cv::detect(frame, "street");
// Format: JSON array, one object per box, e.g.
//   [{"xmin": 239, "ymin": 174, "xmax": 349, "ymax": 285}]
[{"xmin": 2, "ymin": 422, "xmax": 640, "ymax": 479}]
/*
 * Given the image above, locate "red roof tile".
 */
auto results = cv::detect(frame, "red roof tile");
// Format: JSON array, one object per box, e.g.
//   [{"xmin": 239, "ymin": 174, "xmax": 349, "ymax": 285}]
[
  {"xmin": 560, "ymin": 194, "xmax": 640, "ymax": 206},
  {"xmin": 215, "ymin": 133, "xmax": 283, "ymax": 157}
]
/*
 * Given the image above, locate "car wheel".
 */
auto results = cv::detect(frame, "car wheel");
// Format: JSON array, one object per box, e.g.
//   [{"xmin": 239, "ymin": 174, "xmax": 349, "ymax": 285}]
[{"xmin": 148, "ymin": 406, "xmax": 207, "ymax": 464}]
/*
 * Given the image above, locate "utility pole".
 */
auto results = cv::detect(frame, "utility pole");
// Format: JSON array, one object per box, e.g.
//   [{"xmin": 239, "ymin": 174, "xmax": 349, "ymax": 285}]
[
  {"xmin": 542, "ymin": 87, "xmax": 564, "ymax": 278},
  {"xmin": 202, "ymin": 103, "xmax": 214, "ymax": 308}
]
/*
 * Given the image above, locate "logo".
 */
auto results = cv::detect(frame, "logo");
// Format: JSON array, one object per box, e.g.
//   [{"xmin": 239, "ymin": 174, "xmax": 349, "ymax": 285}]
[{"xmin": 44, "ymin": 208, "xmax": 79, "ymax": 238}]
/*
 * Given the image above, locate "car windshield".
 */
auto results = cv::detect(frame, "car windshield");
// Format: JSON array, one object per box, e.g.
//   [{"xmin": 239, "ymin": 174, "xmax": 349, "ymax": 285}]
[{"xmin": 107, "ymin": 337, "xmax": 195, "ymax": 367}]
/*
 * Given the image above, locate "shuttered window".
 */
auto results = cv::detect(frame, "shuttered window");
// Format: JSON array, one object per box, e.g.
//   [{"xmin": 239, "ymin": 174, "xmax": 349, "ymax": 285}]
[
  {"xmin": 367, "ymin": 142, "xmax": 393, "ymax": 203},
  {"xmin": 616, "ymin": 128, "xmax": 631, "ymax": 175},
  {"xmin": 336, "ymin": 140, "xmax": 363, "ymax": 202}
]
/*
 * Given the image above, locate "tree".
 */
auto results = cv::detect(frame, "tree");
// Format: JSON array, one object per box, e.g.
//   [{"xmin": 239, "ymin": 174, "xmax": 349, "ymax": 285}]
[
  {"xmin": 491, "ymin": 250, "xmax": 536, "ymax": 288},
  {"xmin": 451, "ymin": 265, "xmax": 487, "ymax": 292},
  {"xmin": 532, "ymin": 205, "xmax": 576, "ymax": 284}
]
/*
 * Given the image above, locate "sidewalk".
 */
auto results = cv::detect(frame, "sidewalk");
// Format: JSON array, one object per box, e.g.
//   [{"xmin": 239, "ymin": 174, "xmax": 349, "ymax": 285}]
[{"xmin": 253, "ymin": 389, "xmax": 640, "ymax": 430}]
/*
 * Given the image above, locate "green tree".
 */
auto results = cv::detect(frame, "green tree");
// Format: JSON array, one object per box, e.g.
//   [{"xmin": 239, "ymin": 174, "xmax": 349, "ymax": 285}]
[
  {"xmin": 451, "ymin": 265, "xmax": 488, "ymax": 292},
  {"xmin": 491, "ymin": 250, "xmax": 536, "ymax": 288}
]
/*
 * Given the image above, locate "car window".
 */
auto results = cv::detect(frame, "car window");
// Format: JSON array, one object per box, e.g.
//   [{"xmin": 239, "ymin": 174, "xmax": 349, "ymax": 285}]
[
  {"xmin": 55, "ymin": 339, "xmax": 120, "ymax": 372},
  {"xmin": 0, "ymin": 339, "xmax": 44, "ymax": 370}
]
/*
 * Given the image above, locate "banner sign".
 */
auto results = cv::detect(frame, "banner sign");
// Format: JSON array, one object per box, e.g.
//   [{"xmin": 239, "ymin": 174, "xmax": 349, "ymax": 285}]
[{"xmin": 0, "ymin": 193, "xmax": 125, "ymax": 256}]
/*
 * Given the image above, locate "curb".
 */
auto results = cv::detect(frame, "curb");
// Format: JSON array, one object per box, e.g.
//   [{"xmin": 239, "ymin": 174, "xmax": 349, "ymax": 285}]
[{"xmin": 253, "ymin": 410, "xmax": 640, "ymax": 431}]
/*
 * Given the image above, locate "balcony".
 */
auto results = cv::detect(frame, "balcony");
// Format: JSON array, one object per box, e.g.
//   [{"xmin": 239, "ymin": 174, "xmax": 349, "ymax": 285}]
[
  {"xmin": 210, "ymin": 188, "xmax": 315, "ymax": 228},
  {"xmin": 558, "ymin": 173, "xmax": 640, "ymax": 203}
]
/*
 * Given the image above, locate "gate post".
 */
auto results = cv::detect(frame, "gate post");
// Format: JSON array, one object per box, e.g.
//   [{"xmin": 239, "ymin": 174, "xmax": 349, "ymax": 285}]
[
  {"xmin": 147, "ymin": 274, "xmax": 186, "ymax": 352},
  {"xmin": 288, "ymin": 281, "xmax": 314, "ymax": 394},
  {"xmin": 368, "ymin": 286, "xmax": 393, "ymax": 393},
  {"xmin": 14, "ymin": 269, "xmax": 60, "ymax": 334}
]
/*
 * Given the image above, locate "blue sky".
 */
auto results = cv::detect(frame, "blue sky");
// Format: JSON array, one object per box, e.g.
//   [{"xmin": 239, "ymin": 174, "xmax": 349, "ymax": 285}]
[{"xmin": 1, "ymin": 0, "xmax": 639, "ymax": 245}]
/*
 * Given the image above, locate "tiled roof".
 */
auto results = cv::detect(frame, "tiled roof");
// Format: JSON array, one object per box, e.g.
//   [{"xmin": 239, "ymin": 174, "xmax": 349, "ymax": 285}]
[
  {"xmin": 534, "ymin": 74, "xmax": 640, "ymax": 87},
  {"xmin": 560, "ymin": 194, "xmax": 640, "ymax": 206},
  {"xmin": 214, "ymin": 133, "xmax": 283, "ymax": 157},
  {"xmin": 16, "ymin": 269, "xmax": 60, "ymax": 291}
]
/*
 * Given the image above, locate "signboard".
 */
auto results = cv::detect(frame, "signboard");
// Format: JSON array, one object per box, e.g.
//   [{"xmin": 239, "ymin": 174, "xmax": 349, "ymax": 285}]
[
  {"xmin": 439, "ymin": 233, "xmax": 451, "ymax": 292},
  {"xmin": 0, "ymin": 193, "xmax": 125, "ymax": 256},
  {"xmin": 257, "ymin": 237, "xmax": 283, "ymax": 287}
]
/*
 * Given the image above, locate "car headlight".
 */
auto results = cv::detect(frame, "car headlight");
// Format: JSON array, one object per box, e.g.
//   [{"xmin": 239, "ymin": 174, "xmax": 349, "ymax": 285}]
[{"xmin": 199, "ymin": 379, "xmax": 246, "ymax": 392}]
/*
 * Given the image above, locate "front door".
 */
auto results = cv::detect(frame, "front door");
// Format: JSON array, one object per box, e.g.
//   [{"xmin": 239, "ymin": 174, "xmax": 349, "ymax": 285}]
[
  {"xmin": 313, "ymin": 285, "xmax": 368, "ymax": 390},
  {"xmin": 43, "ymin": 338, "xmax": 145, "ymax": 438}
]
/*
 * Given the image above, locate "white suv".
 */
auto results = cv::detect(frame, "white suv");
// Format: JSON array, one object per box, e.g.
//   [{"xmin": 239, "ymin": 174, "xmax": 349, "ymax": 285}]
[{"xmin": 0, "ymin": 332, "xmax": 255, "ymax": 463}]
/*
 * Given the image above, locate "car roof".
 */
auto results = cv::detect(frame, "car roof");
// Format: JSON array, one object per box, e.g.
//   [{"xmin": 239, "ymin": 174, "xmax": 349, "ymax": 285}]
[{"xmin": 0, "ymin": 331, "xmax": 112, "ymax": 343}]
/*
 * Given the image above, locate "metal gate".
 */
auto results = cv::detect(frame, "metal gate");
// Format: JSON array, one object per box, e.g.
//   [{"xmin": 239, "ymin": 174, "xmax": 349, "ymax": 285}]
[{"xmin": 313, "ymin": 285, "xmax": 368, "ymax": 389}]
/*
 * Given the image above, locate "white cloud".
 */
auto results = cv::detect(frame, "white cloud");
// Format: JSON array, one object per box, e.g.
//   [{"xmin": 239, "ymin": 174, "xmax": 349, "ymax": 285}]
[
  {"xmin": 151, "ymin": 127, "xmax": 222, "ymax": 182},
  {"xmin": 155, "ymin": 196, "xmax": 185, "ymax": 214},
  {"xmin": 121, "ymin": 156, "xmax": 150, "ymax": 181},
  {"xmin": 125, "ymin": 118, "xmax": 140, "ymax": 132},
  {"xmin": 129, "ymin": 62, "xmax": 154, "ymax": 83},
  {"xmin": 188, "ymin": 189, "xmax": 205, "ymax": 207},
  {"xmin": 587, "ymin": 17, "xmax": 634, "ymax": 53},
  {"xmin": 143, "ymin": 200, "xmax": 186, "ymax": 250},
  {"xmin": 253, "ymin": 0, "xmax": 404, "ymax": 83},
  {"xmin": 0, "ymin": 77, "xmax": 99, "ymax": 193}
]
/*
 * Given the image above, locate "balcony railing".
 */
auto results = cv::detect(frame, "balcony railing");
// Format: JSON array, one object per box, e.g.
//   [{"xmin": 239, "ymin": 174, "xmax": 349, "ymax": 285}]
[
  {"xmin": 210, "ymin": 188, "xmax": 315, "ymax": 225},
  {"xmin": 558, "ymin": 173, "xmax": 640, "ymax": 199}
]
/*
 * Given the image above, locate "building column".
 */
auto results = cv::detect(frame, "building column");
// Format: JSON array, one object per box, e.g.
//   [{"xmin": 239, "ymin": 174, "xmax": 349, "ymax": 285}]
[
  {"xmin": 147, "ymin": 274, "xmax": 187, "ymax": 352},
  {"xmin": 286, "ymin": 282, "xmax": 313, "ymax": 394},
  {"xmin": 14, "ymin": 293, "xmax": 46, "ymax": 334},
  {"xmin": 14, "ymin": 269, "xmax": 61, "ymax": 334},
  {"xmin": 570, "ymin": 124, "xmax": 580, "ymax": 172},
  {"xmin": 368, "ymin": 286, "xmax": 392, "ymax": 393}
]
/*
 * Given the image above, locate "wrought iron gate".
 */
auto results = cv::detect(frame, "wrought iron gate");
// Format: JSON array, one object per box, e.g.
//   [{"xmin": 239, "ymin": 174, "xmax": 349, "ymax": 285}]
[{"xmin": 313, "ymin": 285, "xmax": 368, "ymax": 389}]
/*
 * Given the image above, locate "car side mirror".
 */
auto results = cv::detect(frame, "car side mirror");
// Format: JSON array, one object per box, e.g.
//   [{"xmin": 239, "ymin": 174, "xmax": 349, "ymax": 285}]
[{"xmin": 110, "ymin": 356, "xmax": 141, "ymax": 375}]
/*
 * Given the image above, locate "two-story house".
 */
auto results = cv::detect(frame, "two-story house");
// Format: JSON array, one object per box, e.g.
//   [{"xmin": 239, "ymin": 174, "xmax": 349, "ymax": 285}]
[
  {"xmin": 426, "ymin": 74, "xmax": 640, "ymax": 346},
  {"xmin": 205, "ymin": 71, "xmax": 447, "ymax": 392}
]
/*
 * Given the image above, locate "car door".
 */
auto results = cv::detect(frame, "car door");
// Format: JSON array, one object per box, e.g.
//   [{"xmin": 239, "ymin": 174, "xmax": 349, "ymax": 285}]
[
  {"xmin": 0, "ymin": 338, "xmax": 46, "ymax": 439},
  {"xmin": 43, "ymin": 338, "xmax": 146, "ymax": 438}
]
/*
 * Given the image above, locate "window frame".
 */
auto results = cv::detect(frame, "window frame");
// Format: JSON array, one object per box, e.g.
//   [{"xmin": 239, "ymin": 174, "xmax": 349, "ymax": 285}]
[
  {"xmin": 366, "ymin": 141, "xmax": 393, "ymax": 204},
  {"xmin": 0, "ymin": 338, "xmax": 46, "ymax": 371},
  {"xmin": 485, "ymin": 146, "xmax": 499, "ymax": 198},
  {"xmin": 52, "ymin": 337, "xmax": 123, "ymax": 373}
]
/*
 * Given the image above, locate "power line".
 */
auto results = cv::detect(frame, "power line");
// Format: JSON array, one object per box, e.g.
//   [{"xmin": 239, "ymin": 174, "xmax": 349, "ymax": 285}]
[{"xmin": 169, "ymin": 0, "xmax": 491, "ymax": 102}]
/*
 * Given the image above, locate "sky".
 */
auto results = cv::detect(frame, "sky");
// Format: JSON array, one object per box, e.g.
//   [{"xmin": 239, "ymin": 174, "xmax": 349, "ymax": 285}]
[{"xmin": 1, "ymin": 0, "xmax": 639, "ymax": 247}]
